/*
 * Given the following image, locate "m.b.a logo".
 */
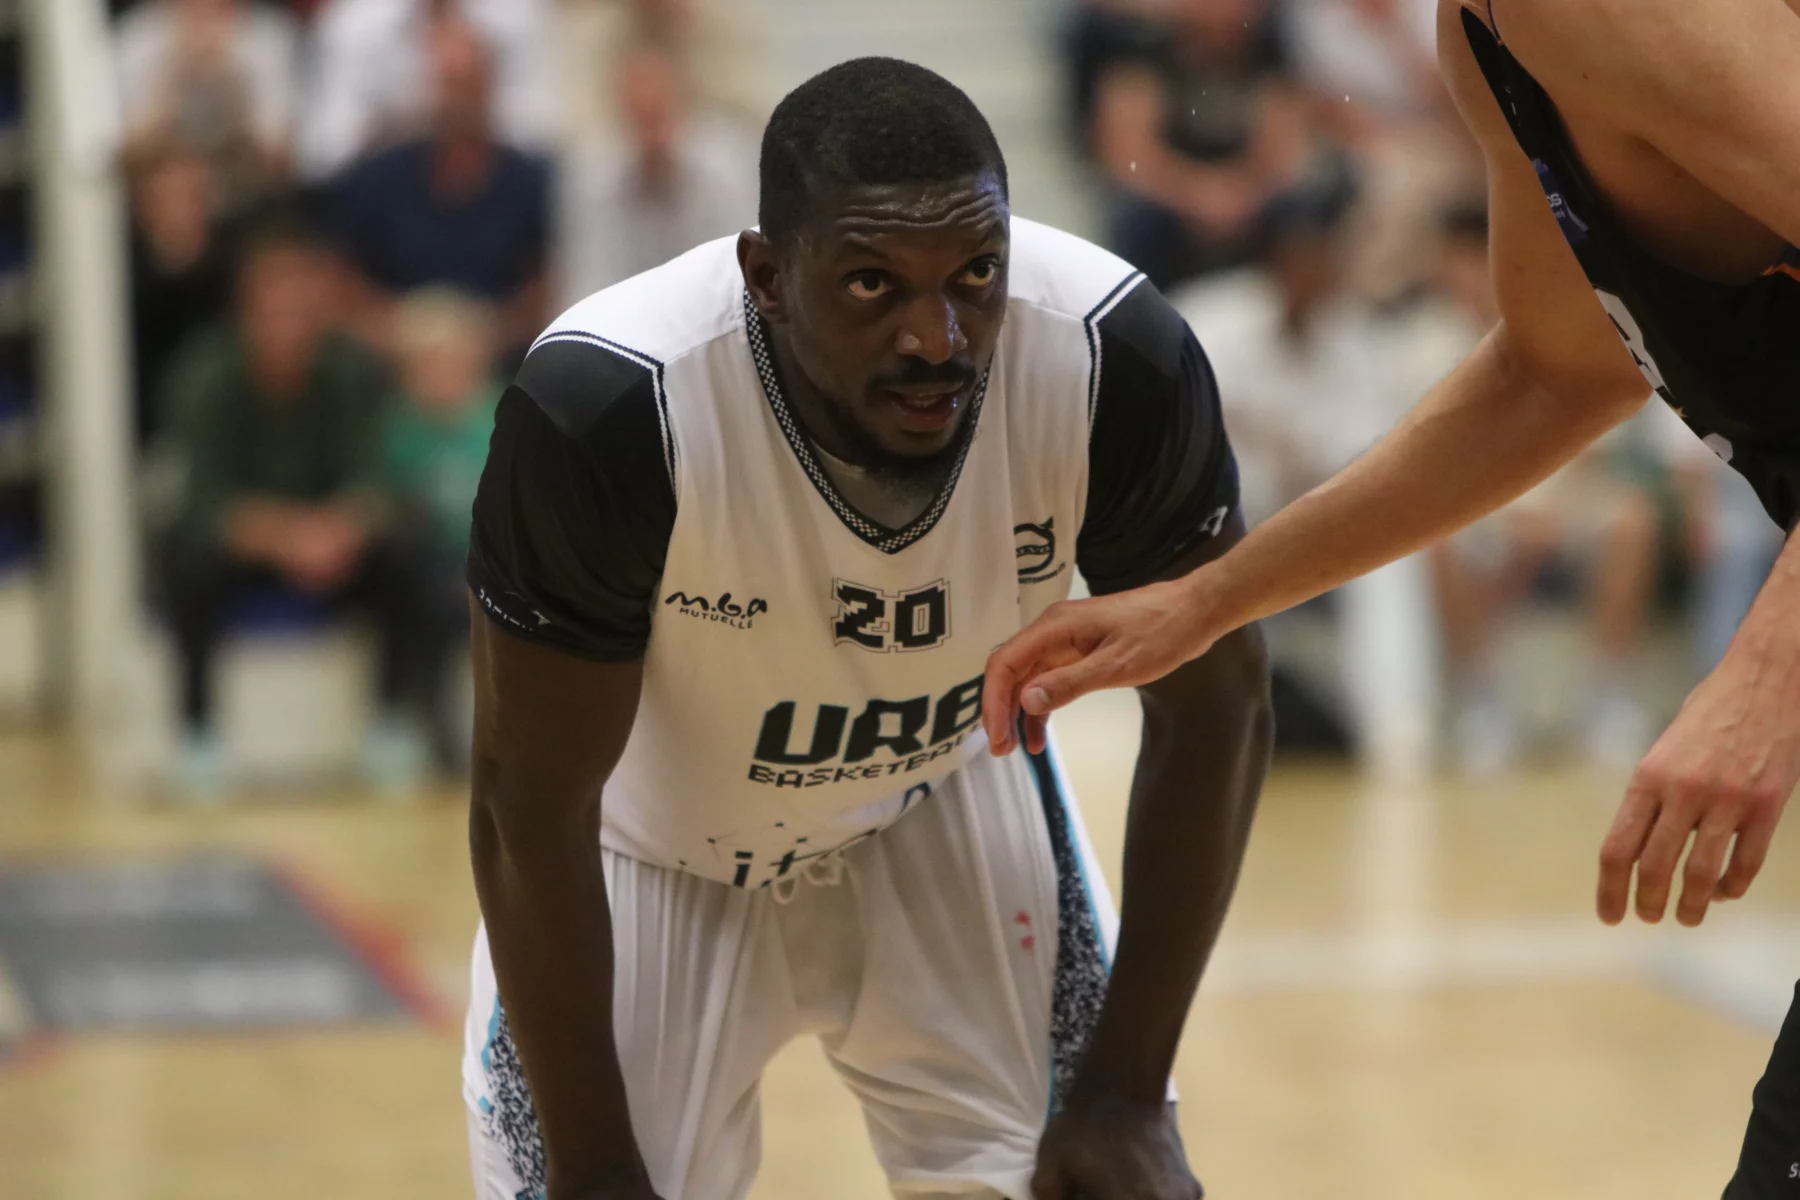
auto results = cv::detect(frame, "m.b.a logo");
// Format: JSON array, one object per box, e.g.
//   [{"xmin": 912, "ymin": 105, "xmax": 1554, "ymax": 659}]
[
  {"xmin": 664, "ymin": 589, "xmax": 767, "ymax": 631},
  {"xmin": 747, "ymin": 674, "xmax": 984, "ymax": 788},
  {"xmin": 1014, "ymin": 517, "xmax": 1065, "ymax": 584}
]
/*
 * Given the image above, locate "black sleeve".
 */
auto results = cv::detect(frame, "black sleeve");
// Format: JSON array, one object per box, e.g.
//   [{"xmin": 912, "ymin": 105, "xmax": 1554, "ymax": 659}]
[
  {"xmin": 1076, "ymin": 279, "xmax": 1240, "ymax": 595},
  {"xmin": 466, "ymin": 337, "xmax": 676, "ymax": 661}
]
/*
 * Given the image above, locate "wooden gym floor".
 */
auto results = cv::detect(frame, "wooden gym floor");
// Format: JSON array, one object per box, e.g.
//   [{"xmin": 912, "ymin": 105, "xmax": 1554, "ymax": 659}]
[{"xmin": 0, "ymin": 686, "xmax": 1793, "ymax": 1200}]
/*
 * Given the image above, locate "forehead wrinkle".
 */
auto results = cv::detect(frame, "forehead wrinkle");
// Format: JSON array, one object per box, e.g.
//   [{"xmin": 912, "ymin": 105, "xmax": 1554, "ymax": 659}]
[
  {"xmin": 835, "ymin": 200, "xmax": 1004, "ymax": 239},
  {"xmin": 830, "ymin": 182, "xmax": 1008, "ymax": 237}
]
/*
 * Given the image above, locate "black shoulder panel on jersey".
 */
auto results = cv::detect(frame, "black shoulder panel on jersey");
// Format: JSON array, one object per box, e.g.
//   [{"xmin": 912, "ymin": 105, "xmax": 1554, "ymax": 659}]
[
  {"xmin": 466, "ymin": 336, "xmax": 677, "ymax": 662},
  {"xmin": 1077, "ymin": 279, "xmax": 1240, "ymax": 594}
]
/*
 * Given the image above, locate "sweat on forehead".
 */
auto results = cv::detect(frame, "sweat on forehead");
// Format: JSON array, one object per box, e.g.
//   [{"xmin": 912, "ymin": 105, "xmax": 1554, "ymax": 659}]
[{"xmin": 759, "ymin": 57, "xmax": 1009, "ymax": 245}]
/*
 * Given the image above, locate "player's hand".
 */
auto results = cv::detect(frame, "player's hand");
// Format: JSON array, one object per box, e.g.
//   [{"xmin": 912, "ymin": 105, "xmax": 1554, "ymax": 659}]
[
  {"xmin": 1598, "ymin": 644, "xmax": 1800, "ymax": 928},
  {"xmin": 1032, "ymin": 1096, "xmax": 1202, "ymax": 1200},
  {"xmin": 984, "ymin": 578, "xmax": 1219, "ymax": 757}
]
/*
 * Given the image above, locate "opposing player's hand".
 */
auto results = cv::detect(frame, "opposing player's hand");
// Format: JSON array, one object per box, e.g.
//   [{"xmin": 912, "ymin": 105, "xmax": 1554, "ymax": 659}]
[
  {"xmin": 984, "ymin": 578, "xmax": 1219, "ymax": 757},
  {"xmin": 1598, "ymin": 645, "xmax": 1800, "ymax": 928},
  {"xmin": 1032, "ymin": 1096, "xmax": 1201, "ymax": 1200}
]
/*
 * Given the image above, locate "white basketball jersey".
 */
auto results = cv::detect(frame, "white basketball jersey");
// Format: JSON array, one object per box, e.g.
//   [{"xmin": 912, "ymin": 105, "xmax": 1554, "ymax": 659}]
[{"xmin": 524, "ymin": 220, "xmax": 1147, "ymax": 887}]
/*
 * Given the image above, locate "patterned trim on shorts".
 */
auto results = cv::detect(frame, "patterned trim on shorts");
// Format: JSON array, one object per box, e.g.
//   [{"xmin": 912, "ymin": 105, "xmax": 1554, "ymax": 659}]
[
  {"xmin": 1027, "ymin": 745, "xmax": 1110, "ymax": 1110},
  {"xmin": 480, "ymin": 1002, "xmax": 549, "ymax": 1200}
]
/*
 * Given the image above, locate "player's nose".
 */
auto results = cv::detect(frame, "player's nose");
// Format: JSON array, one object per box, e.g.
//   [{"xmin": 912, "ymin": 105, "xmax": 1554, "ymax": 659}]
[{"xmin": 893, "ymin": 293, "xmax": 966, "ymax": 364}]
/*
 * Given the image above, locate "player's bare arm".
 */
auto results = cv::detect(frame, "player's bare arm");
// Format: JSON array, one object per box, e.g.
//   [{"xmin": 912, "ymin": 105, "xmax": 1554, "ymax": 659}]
[
  {"xmin": 1474, "ymin": 0, "xmax": 1800, "ymax": 930},
  {"xmin": 1033, "ymin": 518, "xmax": 1272, "ymax": 1200},
  {"xmin": 468, "ymin": 609, "xmax": 658, "ymax": 1200},
  {"xmin": 982, "ymin": 0, "xmax": 1649, "ymax": 756}
]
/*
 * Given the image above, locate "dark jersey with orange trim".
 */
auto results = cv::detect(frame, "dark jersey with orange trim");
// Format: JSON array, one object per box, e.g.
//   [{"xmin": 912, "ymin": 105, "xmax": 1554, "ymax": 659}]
[{"xmin": 1465, "ymin": 9, "xmax": 1800, "ymax": 529}]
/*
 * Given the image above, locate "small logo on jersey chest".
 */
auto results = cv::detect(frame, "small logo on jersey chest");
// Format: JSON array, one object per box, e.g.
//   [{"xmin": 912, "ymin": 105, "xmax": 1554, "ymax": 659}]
[
  {"xmin": 1015, "ymin": 518, "xmax": 1067, "ymax": 584},
  {"xmin": 664, "ymin": 590, "xmax": 768, "ymax": 631},
  {"xmin": 833, "ymin": 579, "xmax": 951, "ymax": 652}
]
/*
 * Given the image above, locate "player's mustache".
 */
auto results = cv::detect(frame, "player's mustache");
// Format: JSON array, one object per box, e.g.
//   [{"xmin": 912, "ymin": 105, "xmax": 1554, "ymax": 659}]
[{"xmin": 869, "ymin": 358, "xmax": 980, "ymax": 392}]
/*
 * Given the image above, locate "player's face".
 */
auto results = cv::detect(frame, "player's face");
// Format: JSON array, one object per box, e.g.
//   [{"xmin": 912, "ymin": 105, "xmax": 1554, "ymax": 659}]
[{"xmin": 751, "ymin": 172, "xmax": 1010, "ymax": 467}]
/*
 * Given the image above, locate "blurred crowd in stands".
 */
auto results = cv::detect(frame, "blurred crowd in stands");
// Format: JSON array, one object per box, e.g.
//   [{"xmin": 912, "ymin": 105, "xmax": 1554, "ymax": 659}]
[
  {"xmin": 108, "ymin": 0, "xmax": 1783, "ymax": 795},
  {"xmin": 111, "ymin": 0, "xmax": 765, "ymax": 794}
]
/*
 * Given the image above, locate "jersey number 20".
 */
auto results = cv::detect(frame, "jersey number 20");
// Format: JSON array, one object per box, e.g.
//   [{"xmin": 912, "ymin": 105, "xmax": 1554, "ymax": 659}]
[{"xmin": 833, "ymin": 579, "xmax": 951, "ymax": 653}]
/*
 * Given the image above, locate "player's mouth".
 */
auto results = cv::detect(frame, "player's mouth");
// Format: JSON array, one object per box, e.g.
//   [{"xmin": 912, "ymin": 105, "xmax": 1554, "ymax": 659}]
[{"xmin": 880, "ymin": 383, "xmax": 965, "ymax": 433}]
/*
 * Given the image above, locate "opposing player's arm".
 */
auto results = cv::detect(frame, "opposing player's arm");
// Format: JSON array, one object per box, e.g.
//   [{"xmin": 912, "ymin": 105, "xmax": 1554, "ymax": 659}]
[
  {"xmin": 466, "ymin": 360, "xmax": 677, "ymax": 1200},
  {"xmin": 980, "ymin": 1, "xmax": 1650, "ymax": 729},
  {"xmin": 1489, "ymin": 0, "xmax": 1800, "ymax": 248},
  {"xmin": 1186, "ymin": 0, "xmax": 1653, "ymax": 616},
  {"xmin": 1031, "ymin": 285, "xmax": 1271, "ymax": 1200}
]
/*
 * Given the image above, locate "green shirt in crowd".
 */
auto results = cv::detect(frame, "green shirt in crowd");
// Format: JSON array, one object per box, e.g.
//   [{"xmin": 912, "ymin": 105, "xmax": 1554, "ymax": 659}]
[
  {"xmin": 381, "ymin": 386, "xmax": 501, "ymax": 560},
  {"xmin": 160, "ymin": 325, "xmax": 390, "ymax": 537}
]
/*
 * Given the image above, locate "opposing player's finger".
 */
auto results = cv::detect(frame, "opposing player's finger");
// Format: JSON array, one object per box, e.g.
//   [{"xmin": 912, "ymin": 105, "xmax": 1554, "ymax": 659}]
[
  {"xmin": 1597, "ymin": 784, "xmax": 1659, "ymax": 924},
  {"xmin": 1022, "ymin": 712, "xmax": 1050, "ymax": 757},
  {"xmin": 981, "ymin": 653, "xmax": 1026, "ymax": 755},
  {"xmin": 984, "ymin": 622, "xmax": 1081, "ymax": 755},
  {"xmin": 1719, "ymin": 806, "xmax": 1779, "ymax": 900},
  {"xmin": 1675, "ymin": 808, "xmax": 1739, "ymax": 926},
  {"xmin": 1020, "ymin": 649, "xmax": 1123, "ymax": 719},
  {"xmin": 1633, "ymin": 801, "xmax": 1697, "ymax": 924}
]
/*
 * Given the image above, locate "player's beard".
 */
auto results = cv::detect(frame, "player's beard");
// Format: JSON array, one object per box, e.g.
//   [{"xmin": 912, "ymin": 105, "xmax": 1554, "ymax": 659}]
[{"xmin": 821, "ymin": 392, "xmax": 966, "ymax": 488}]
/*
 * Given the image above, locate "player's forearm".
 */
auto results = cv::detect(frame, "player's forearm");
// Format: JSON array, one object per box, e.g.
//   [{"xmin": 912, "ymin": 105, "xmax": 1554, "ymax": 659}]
[
  {"xmin": 471, "ymin": 773, "xmax": 647, "ymax": 1198},
  {"xmin": 1070, "ymin": 624, "xmax": 1272, "ymax": 1102},
  {"xmin": 1185, "ymin": 327, "xmax": 1639, "ymax": 638}
]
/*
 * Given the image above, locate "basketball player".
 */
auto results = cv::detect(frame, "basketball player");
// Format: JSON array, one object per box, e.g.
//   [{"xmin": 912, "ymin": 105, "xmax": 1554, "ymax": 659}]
[
  {"xmin": 983, "ymin": 1, "xmax": 1800, "ymax": 1191},
  {"xmin": 462, "ymin": 59, "xmax": 1270, "ymax": 1200}
]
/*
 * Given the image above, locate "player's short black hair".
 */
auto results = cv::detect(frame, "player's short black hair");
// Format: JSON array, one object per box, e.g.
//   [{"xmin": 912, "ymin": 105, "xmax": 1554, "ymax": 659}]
[{"xmin": 758, "ymin": 57, "xmax": 1008, "ymax": 246}]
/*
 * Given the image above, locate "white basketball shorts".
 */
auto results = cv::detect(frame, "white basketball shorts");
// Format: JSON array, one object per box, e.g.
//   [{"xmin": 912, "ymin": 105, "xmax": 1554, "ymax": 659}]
[{"xmin": 461, "ymin": 740, "xmax": 1121, "ymax": 1200}]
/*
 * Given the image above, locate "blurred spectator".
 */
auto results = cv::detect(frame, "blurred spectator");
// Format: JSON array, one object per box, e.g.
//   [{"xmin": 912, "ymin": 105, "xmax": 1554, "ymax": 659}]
[
  {"xmin": 1091, "ymin": 0, "xmax": 1350, "ymax": 289},
  {"xmin": 556, "ymin": 0, "xmax": 773, "ymax": 145},
  {"xmin": 557, "ymin": 35, "xmax": 756, "ymax": 304},
  {"xmin": 1424, "ymin": 209, "xmax": 1664, "ymax": 772},
  {"xmin": 1287, "ymin": 0, "xmax": 1477, "ymax": 298},
  {"xmin": 380, "ymin": 288, "xmax": 499, "ymax": 764},
  {"xmin": 300, "ymin": 0, "xmax": 558, "ymax": 181},
  {"xmin": 127, "ymin": 143, "xmax": 233, "ymax": 446},
  {"xmin": 1174, "ymin": 194, "xmax": 1408, "ymax": 521},
  {"xmin": 325, "ymin": 16, "xmax": 551, "ymax": 356},
  {"xmin": 1063, "ymin": 0, "xmax": 1167, "ymax": 155},
  {"xmin": 114, "ymin": 0, "xmax": 299, "ymax": 210},
  {"xmin": 155, "ymin": 217, "xmax": 428, "ymax": 796}
]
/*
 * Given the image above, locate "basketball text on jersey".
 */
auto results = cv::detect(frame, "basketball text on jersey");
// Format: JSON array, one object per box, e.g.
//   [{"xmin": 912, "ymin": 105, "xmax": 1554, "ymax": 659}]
[{"xmin": 748, "ymin": 674, "xmax": 985, "ymax": 788}]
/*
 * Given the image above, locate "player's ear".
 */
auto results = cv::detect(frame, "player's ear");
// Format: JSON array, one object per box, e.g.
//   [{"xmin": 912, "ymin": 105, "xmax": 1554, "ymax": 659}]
[{"xmin": 738, "ymin": 230, "xmax": 788, "ymax": 325}]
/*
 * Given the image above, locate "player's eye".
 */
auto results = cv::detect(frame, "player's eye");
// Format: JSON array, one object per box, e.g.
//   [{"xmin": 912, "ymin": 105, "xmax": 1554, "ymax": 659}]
[
  {"xmin": 956, "ymin": 256, "xmax": 1001, "ymax": 289},
  {"xmin": 846, "ymin": 272, "xmax": 894, "ymax": 300}
]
